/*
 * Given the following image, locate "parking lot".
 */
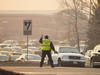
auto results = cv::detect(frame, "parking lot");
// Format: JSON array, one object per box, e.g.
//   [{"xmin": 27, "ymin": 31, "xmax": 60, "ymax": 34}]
[
  {"xmin": 0, "ymin": 66, "xmax": 100, "ymax": 75},
  {"xmin": 0, "ymin": 40, "xmax": 100, "ymax": 68},
  {"xmin": 0, "ymin": 0, "xmax": 100, "ymax": 75}
]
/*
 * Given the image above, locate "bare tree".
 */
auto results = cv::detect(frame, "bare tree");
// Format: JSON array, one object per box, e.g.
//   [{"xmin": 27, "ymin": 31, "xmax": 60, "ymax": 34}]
[
  {"xmin": 57, "ymin": 0, "xmax": 99, "ymax": 51},
  {"xmin": 57, "ymin": 0, "xmax": 88, "ymax": 52},
  {"xmin": 73, "ymin": 0, "xmax": 80, "ymax": 52},
  {"xmin": 86, "ymin": 0, "xmax": 100, "ymax": 50}
]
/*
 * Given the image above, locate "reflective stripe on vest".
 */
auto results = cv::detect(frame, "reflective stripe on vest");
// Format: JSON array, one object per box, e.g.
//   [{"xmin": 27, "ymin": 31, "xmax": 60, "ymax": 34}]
[{"xmin": 41, "ymin": 39, "xmax": 51, "ymax": 51}]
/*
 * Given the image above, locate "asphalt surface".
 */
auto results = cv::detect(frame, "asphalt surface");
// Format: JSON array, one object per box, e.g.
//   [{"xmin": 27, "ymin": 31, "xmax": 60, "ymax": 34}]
[{"xmin": 0, "ymin": 66, "xmax": 100, "ymax": 75}]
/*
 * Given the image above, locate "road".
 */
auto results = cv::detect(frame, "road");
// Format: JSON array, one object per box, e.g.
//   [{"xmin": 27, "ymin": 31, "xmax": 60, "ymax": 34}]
[{"xmin": 0, "ymin": 66, "xmax": 100, "ymax": 75}]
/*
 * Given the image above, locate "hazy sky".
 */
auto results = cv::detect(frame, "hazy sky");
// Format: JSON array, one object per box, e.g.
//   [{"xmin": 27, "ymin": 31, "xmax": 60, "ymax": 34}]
[{"xmin": 0, "ymin": 0, "xmax": 60, "ymax": 11}]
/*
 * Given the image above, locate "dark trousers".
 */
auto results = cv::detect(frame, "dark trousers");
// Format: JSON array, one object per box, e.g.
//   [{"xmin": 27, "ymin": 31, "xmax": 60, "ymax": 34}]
[{"xmin": 40, "ymin": 50, "xmax": 54, "ymax": 67}]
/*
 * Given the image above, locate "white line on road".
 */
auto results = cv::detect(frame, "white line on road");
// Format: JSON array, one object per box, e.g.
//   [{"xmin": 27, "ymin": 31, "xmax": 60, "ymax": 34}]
[
  {"xmin": 19, "ymin": 72, "xmax": 100, "ymax": 75},
  {"xmin": 20, "ymin": 72, "xmax": 55, "ymax": 75}
]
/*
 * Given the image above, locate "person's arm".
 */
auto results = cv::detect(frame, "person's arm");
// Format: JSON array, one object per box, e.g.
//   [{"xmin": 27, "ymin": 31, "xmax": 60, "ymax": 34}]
[
  {"xmin": 39, "ymin": 35, "xmax": 43, "ymax": 44},
  {"xmin": 50, "ymin": 42, "xmax": 55, "ymax": 51},
  {"xmin": 50, "ymin": 41, "xmax": 58, "ymax": 53}
]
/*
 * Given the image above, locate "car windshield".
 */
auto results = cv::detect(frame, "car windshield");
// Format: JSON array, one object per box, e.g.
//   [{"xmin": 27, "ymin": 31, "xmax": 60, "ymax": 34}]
[
  {"xmin": 0, "ymin": 56, "xmax": 8, "ymax": 61},
  {"xmin": 3, "ymin": 42, "xmax": 10, "ymax": 44},
  {"xmin": 59, "ymin": 47, "xmax": 79, "ymax": 53},
  {"xmin": 25, "ymin": 55, "xmax": 41, "ymax": 60},
  {"xmin": 0, "ymin": 52, "xmax": 8, "ymax": 55},
  {"xmin": 21, "ymin": 50, "xmax": 32, "ymax": 54},
  {"xmin": 1, "ymin": 48, "xmax": 12, "ymax": 52},
  {"xmin": 13, "ymin": 48, "xmax": 21, "ymax": 51}
]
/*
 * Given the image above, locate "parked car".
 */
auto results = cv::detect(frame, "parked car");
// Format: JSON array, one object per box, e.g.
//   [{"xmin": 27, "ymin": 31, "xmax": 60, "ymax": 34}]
[
  {"xmin": 29, "ymin": 40, "xmax": 40, "ymax": 47},
  {"xmin": 0, "ymin": 44, "xmax": 10, "ymax": 48},
  {"xmin": 55, "ymin": 46, "xmax": 85, "ymax": 67},
  {"xmin": 85, "ymin": 50, "xmax": 92, "ymax": 67},
  {"xmin": 10, "ymin": 55, "xmax": 20, "ymax": 62},
  {"xmin": 86, "ymin": 45, "xmax": 100, "ymax": 68},
  {"xmin": 0, "ymin": 54, "xmax": 9, "ymax": 61},
  {"xmin": 3, "ymin": 40, "xmax": 19, "ymax": 46},
  {"xmin": 16, "ymin": 54, "xmax": 41, "ymax": 62},
  {"xmin": 21, "ymin": 49, "xmax": 32, "ymax": 54},
  {"xmin": 0, "ymin": 51, "xmax": 9, "ymax": 56},
  {"xmin": 28, "ymin": 47, "xmax": 39, "ymax": 51},
  {"xmin": 11, "ymin": 46, "xmax": 22, "ymax": 52},
  {"xmin": 0, "ymin": 40, "xmax": 19, "ymax": 48},
  {"xmin": 0, "ymin": 47, "xmax": 13, "ymax": 52},
  {"xmin": 9, "ymin": 52, "xmax": 22, "ymax": 61}
]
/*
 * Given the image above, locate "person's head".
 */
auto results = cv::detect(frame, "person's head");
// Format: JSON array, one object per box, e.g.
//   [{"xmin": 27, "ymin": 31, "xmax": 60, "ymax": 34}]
[{"xmin": 45, "ymin": 35, "xmax": 49, "ymax": 39}]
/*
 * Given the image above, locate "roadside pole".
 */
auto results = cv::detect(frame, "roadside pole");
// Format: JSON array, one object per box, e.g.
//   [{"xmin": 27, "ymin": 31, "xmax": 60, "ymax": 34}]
[
  {"xmin": 27, "ymin": 31, "xmax": 29, "ymax": 61},
  {"xmin": 24, "ymin": 20, "xmax": 32, "ymax": 61}
]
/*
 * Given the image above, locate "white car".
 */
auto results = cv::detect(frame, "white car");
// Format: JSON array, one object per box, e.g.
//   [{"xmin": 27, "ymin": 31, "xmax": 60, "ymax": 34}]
[
  {"xmin": 51, "ymin": 54, "xmax": 58, "ymax": 65},
  {"xmin": 55, "ymin": 46, "xmax": 85, "ymax": 67},
  {"xmin": 21, "ymin": 49, "xmax": 32, "ymax": 54},
  {"xmin": 0, "ymin": 40, "xmax": 19, "ymax": 48},
  {"xmin": 0, "ymin": 54, "xmax": 9, "ymax": 61},
  {"xmin": 0, "ymin": 43, "xmax": 10, "ymax": 48},
  {"xmin": 11, "ymin": 46, "xmax": 22, "ymax": 52},
  {"xmin": 9, "ymin": 52, "xmax": 22, "ymax": 61},
  {"xmin": 16, "ymin": 54, "xmax": 41, "ymax": 62},
  {"xmin": 85, "ymin": 45, "xmax": 100, "ymax": 68},
  {"xmin": 85, "ymin": 50, "xmax": 92, "ymax": 67},
  {"xmin": 0, "ymin": 51, "xmax": 9, "ymax": 56},
  {"xmin": 0, "ymin": 47, "xmax": 13, "ymax": 52}
]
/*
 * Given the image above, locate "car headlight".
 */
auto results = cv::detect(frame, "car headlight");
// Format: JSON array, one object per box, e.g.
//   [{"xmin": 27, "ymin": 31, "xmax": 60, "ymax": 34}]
[
  {"xmin": 62, "ymin": 56, "xmax": 69, "ymax": 59},
  {"xmin": 80, "ymin": 56, "xmax": 85, "ymax": 60}
]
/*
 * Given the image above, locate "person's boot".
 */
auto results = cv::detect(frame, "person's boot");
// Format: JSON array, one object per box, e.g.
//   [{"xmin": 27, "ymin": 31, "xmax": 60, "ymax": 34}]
[
  {"xmin": 51, "ymin": 65, "xmax": 54, "ymax": 68},
  {"xmin": 51, "ymin": 63, "xmax": 55, "ymax": 68},
  {"xmin": 40, "ymin": 62, "xmax": 43, "ymax": 67}
]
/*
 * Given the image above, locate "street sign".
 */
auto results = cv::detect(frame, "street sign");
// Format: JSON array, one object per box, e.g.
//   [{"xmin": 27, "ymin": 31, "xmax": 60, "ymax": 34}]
[
  {"xmin": 23, "ymin": 20, "xmax": 32, "ymax": 61},
  {"xmin": 23, "ymin": 20, "xmax": 32, "ymax": 35}
]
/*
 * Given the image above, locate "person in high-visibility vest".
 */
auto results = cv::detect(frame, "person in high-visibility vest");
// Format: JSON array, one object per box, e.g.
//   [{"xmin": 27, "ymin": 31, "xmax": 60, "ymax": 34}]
[{"xmin": 39, "ymin": 35, "xmax": 58, "ymax": 67}]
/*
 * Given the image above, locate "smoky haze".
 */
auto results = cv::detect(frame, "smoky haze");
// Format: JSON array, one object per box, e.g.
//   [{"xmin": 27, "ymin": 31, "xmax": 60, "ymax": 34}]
[
  {"xmin": 0, "ymin": 0, "xmax": 89, "ymax": 42},
  {"xmin": 0, "ymin": 10, "xmax": 88, "ymax": 42},
  {"xmin": 0, "ymin": 0, "xmax": 59, "ymax": 11}
]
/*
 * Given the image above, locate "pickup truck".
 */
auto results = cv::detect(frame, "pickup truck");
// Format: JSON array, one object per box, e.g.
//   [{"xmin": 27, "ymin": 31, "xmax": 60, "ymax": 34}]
[{"xmin": 52, "ymin": 46, "xmax": 85, "ymax": 67}]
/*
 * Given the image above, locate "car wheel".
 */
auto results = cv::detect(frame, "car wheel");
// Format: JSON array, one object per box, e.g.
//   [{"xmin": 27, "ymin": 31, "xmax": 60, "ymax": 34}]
[
  {"xmin": 17, "ymin": 60, "xmax": 22, "ymax": 62},
  {"xmin": 58, "ymin": 58, "xmax": 62, "ymax": 67},
  {"xmin": 21, "ymin": 58, "xmax": 25, "ymax": 62},
  {"xmin": 90, "ymin": 59, "xmax": 94, "ymax": 68}
]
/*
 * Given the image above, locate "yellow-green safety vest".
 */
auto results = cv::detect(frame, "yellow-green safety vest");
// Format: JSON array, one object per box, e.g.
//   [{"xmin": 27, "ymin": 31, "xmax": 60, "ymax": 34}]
[{"xmin": 41, "ymin": 39, "xmax": 51, "ymax": 51}]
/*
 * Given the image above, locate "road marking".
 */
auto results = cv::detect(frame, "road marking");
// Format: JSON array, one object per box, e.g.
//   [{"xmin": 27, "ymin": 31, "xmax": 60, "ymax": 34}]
[
  {"xmin": 19, "ymin": 72, "xmax": 100, "ymax": 75},
  {"xmin": 19, "ymin": 72, "xmax": 56, "ymax": 75}
]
